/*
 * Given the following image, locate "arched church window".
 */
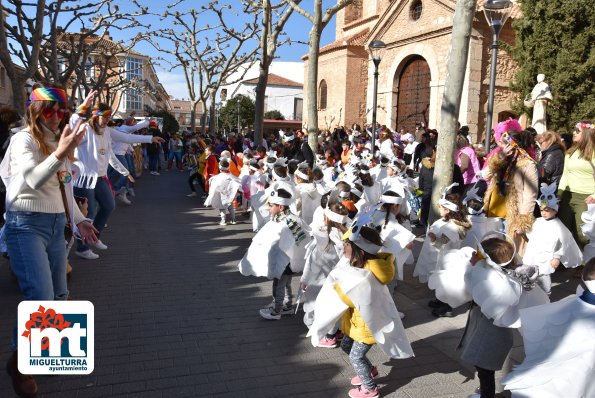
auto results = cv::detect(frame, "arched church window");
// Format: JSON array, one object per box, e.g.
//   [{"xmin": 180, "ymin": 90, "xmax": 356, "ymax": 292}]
[
  {"xmin": 319, "ymin": 80, "xmax": 328, "ymax": 110},
  {"xmin": 410, "ymin": 0, "xmax": 423, "ymax": 21}
]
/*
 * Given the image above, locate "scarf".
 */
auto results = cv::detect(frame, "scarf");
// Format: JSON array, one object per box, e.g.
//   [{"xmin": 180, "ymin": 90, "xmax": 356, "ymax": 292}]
[{"xmin": 579, "ymin": 288, "xmax": 595, "ymax": 305}]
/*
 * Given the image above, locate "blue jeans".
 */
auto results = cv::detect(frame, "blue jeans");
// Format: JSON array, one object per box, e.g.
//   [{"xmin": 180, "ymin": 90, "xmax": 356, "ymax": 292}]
[
  {"xmin": 125, "ymin": 152, "xmax": 136, "ymax": 177},
  {"xmin": 108, "ymin": 154, "xmax": 131, "ymax": 192},
  {"xmin": 149, "ymin": 153, "xmax": 160, "ymax": 172},
  {"xmin": 5, "ymin": 211, "xmax": 68, "ymax": 349},
  {"xmin": 74, "ymin": 177, "xmax": 115, "ymax": 251}
]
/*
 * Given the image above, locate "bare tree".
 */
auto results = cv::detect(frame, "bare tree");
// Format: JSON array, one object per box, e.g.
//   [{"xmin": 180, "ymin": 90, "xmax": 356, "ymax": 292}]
[
  {"xmin": 430, "ymin": 0, "xmax": 477, "ymax": 222},
  {"xmin": 0, "ymin": 0, "xmax": 45, "ymax": 114},
  {"xmin": 283, "ymin": 0, "xmax": 353, "ymax": 151},
  {"xmin": 245, "ymin": 0, "xmax": 298, "ymax": 145},
  {"xmin": 1, "ymin": 0, "xmax": 149, "ymax": 113},
  {"xmin": 150, "ymin": 1, "xmax": 258, "ymax": 135}
]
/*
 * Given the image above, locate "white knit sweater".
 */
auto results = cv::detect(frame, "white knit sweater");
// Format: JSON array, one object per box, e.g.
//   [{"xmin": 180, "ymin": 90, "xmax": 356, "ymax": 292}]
[{"xmin": 6, "ymin": 128, "xmax": 86, "ymax": 225}]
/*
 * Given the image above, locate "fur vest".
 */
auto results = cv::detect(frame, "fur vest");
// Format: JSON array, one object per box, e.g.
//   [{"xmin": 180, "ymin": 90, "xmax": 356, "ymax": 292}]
[{"xmin": 484, "ymin": 152, "xmax": 538, "ymax": 254}]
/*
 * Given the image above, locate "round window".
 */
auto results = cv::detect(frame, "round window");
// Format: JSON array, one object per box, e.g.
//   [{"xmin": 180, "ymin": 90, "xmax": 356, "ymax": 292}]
[{"xmin": 410, "ymin": 0, "xmax": 423, "ymax": 21}]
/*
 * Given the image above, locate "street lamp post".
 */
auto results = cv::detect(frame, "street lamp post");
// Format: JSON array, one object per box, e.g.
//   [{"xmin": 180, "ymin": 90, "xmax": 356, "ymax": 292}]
[
  {"xmin": 368, "ymin": 40, "xmax": 386, "ymax": 158},
  {"xmin": 236, "ymin": 95, "xmax": 241, "ymax": 135},
  {"xmin": 483, "ymin": 0, "xmax": 513, "ymax": 152}
]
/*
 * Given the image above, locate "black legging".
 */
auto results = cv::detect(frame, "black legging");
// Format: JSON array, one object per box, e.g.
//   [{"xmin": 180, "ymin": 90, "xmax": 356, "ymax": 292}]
[
  {"xmin": 188, "ymin": 173, "xmax": 205, "ymax": 193},
  {"xmin": 475, "ymin": 366, "xmax": 495, "ymax": 398}
]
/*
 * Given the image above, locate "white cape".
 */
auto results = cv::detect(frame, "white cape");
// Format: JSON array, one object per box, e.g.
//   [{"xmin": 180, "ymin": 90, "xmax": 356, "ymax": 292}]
[
  {"xmin": 502, "ymin": 288, "xmax": 595, "ymax": 398},
  {"xmin": 238, "ymin": 215, "xmax": 310, "ymax": 279},
  {"xmin": 427, "ymin": 247, "xmax": 475, "ymax": 308},
  {"xmin": 307, "ymin": 258, "xmax": 414, "ymax": 359},
  {"xmin": 413, "ymin": 219, "xmax": 462, "ymax": 283},
  {"xmin": 523, "ymin": 217, "xmax": 583, "ymax": 274},
  {"xmin": 380, "ymin": 219, "xmax": 416, "ymax": 281},
  {"xmin": 204, "ymin": 173, "xmax": 241, "ymax": 209},
  {"xmin": 464, "ymin": 261, "xmax": 549, "ymax": 328}
]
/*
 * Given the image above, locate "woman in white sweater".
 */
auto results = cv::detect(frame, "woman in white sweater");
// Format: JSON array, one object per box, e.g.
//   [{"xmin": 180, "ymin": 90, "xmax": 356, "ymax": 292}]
[
  {"xmin": 70, "ymin": 92, "xmax": 163, "ymax": 259},
  {"xmin": 2, "ymin": 84, "xmax": 98, "ymax": 397}
]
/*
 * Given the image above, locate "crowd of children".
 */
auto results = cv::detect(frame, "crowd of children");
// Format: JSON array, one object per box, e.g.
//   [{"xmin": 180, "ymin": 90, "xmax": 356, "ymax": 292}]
[{"xmin": 195, "ymin": 120, "xmax": 595, "ymax": 398}]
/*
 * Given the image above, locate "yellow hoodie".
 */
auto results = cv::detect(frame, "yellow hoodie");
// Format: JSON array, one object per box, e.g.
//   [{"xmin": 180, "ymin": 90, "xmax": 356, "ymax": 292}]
[{"xmin": 335, "ymin": 252, "xmax": 395, "ymax": 344}]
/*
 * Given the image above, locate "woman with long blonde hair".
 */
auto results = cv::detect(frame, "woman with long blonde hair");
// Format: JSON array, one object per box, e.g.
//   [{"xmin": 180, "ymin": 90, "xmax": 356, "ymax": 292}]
[
  {"xmin": 557, "ymin": 122, "xmax": 595, "ymax": 249},
  {"xmin": 1, "ymin": 84, "xmax": 98, "ymax": 397}
]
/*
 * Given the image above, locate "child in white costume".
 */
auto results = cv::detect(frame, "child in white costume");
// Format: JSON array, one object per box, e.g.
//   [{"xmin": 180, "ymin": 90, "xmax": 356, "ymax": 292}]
[
  {"xmin": 307, "ymin": 224, "xmax": 413, "ymax": 398},
  {"xmin": 522, "ymin": 183, "xmax": 583, "ymax": 295},
  {"xmin": 370, "ymin": 155, "xmax": 390, "ymax": 182},
  {"xmin": 294, "ymin": 162, "xmax": 321, "ymax": 225},
  {"xmin": 415, "ymin": 183, "xmax": 471, "ymax": 317},
  {"xmin": 461, "ymin": 182, "xmax": 504, "ymax": 250},
  {"xmin": 414, "ymin": 184, "xmax": 471, "ymax": 284},
  {"xmin": 204, "ymin": 159, "xmax": 241, "ymax": 225},
  {"xmin": 238, "ymin": 183, "xmax": 310, "ymax": 320},
  {"xmin": 301, "ymin": 201, "xmax": 349, "ymax": 347},
  {"xmin": 358, "ymin": 164, "xmax": 382, "ymax": 207},
  {"xmin": 502, "ymin": 258, "xmax": 595, "ymax": 398},
  {"xmin": 373, "ymin": 191, "xmax": 416, "ymax": 287},
  {"xmin": 428, "ymin": 235, "xmax": 548, "ymax": 398}
]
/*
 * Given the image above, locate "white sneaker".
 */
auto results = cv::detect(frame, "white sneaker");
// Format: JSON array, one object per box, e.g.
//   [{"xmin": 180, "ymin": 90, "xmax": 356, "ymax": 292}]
[
  {"xmin": 75, "ymin": 249, "xmax": 99, "ymax": 260},
  {"xmin": 259, "ymin": 307, "xmax": 281, "ymax": 320},
  {"xmin": 229, "ymin": 220, "xmax": 237, "ymax": 225},
  {"xmin": 91, "ymin": 240, "xmax": 108, "ymax": 250},
  {"xmin": 116, "ymin": 193, "xmax": 132, "ymax": 205},
  {"xmin": 219, "ymin": 221, "xmax": 227, "ymax": 226},
  {"xmin": 128, "ymin": 187, "xmax": 135, "ymax": 197},
  {"xmin": 187, "ymin": 192, "xmax": 197, "ymax": 197}
]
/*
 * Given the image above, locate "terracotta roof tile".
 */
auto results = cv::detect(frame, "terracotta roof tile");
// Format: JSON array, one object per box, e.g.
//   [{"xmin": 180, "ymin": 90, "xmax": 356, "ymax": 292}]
[
  {"xmin": 318, "ymin": 28, "xmax": 370, "ymax": 56},
  {"xmin": 243, "ymin": 73, "xmax": 302, "ymax": 87}
]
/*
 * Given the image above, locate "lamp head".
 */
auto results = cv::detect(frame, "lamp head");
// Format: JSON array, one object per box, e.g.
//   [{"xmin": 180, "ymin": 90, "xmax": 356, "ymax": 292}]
[
  {"xmin": 483, "ymin": 0, "xmax": 513, "ymax": 33},
  {"xmin": 368, "ymin": 40, "xmax": 387, "ymax": 64}
]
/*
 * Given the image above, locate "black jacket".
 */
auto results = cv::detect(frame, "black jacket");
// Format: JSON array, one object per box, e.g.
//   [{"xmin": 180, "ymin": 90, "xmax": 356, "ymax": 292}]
[
  {"xmin": 537, "ymin": 144, "xmax": 565, "ymax": 188},
  {"xmin": 293, "ymin": 140, "xmax": 315, "ymax": 168},
  {"xmin": 418, "ymin": 158, "xmax": 465, "ymax": 196}
]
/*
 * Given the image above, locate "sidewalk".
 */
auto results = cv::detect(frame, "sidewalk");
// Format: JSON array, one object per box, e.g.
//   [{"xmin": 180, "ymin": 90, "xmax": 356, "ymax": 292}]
[{"xmin": 0, "ymin": 171, "xmax": 580, "ymax": 398}]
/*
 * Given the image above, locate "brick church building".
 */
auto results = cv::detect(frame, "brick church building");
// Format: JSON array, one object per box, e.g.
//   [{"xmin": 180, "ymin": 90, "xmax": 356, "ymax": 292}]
[{"xmin": 304, "ymin": 0, "xmax": 521, "ymax": 143}]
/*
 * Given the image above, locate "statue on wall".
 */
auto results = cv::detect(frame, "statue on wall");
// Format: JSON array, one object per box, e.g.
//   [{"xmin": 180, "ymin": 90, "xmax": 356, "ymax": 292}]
[{"xmin": 524, "ymin": 74, "xmax": 553, "ymax": 134}]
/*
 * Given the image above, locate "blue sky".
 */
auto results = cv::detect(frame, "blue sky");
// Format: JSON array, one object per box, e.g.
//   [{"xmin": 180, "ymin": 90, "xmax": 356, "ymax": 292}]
[
  {"xmin": 8, "ymin": 0, "xmax": 339, "ymax": 99},
  {"xmin": 127, "ymin": 0, "xmax": 339, "ymax": 99},
  {"xmin": 4, "ymin": 0, "xmax": 339, "ymax": 98}
]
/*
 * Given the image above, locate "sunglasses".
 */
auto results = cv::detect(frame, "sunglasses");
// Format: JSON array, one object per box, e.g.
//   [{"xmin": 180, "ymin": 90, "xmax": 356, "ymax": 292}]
[{"xmin": 41, "ymin": 108, "xmax": 67, "ymax": 119}]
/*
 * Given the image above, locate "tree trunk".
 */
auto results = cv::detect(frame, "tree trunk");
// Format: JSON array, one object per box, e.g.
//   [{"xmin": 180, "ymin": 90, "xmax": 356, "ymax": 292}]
[
  {"xmin": 10, "ymin": 73, "xmax": 26, "ymax": 116},
  {"xmin": 430, "ymin": 0, "xmax": 477, "ymax": 222},
  {"xmin": 306, "ymin": 26, "xmax": 321, "ymax": 153},
  {"xmin": 253, "ymin": 64, "xmax": 269, "ymax": 146},
  {"xmin": 190, "ymin": 100, "xmax": 199, "ymax": 134},
  {"xmin": 208, "ymin": 88, "xmax": 217, "ymax": 135},
  {"xmin": 200, "ymin": 101, "xmax": 208, "ymax": 135}
]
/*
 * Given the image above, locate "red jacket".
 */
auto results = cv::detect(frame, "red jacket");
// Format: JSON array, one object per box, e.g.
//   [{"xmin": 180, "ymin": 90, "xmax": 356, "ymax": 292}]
[{"xmin": 203, "ymin": 155, "xmax": 219, "ymax": 192}]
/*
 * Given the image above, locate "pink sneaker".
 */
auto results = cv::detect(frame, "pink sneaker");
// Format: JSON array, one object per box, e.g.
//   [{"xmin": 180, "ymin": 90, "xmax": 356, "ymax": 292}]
[
  {"xmin": 317, "ymin": 336, "xmax": 338, "ymax": 348},
  {"xmin": 348, "ymin": 385, "xmax": 380, "ymax": 398},
  {"xmin": 350, "ymin": 366, "xmax": 379, "ymax": 386}
]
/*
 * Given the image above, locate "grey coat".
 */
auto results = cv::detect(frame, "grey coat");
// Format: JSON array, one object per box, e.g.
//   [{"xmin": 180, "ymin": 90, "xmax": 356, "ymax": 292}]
[{"xmin": 457, "ymin": 304, "xmax": 513, "ymax": 371}]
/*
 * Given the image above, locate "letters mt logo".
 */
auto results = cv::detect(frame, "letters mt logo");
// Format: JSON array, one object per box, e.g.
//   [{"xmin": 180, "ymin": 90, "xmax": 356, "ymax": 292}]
[{"xmin": 18, "ymin": 301, "xmax": 94, "ymax": 375}]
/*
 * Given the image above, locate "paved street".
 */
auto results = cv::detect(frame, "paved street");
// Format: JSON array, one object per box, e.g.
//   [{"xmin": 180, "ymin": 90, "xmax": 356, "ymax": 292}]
[{"xmin": 0, "ymin": 171, "xmax": 580, "ymax": 398}]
